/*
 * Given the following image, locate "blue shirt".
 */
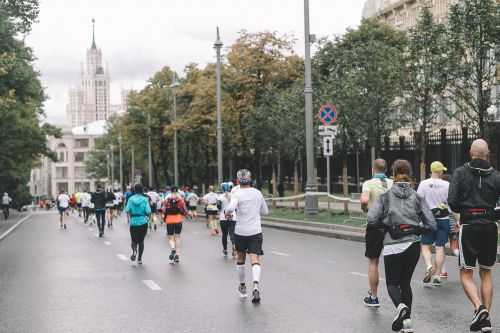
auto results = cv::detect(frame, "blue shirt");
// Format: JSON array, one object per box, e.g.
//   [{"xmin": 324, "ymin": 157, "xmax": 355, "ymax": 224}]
[{"xmin": 125, "ymin": 194, "xmax": 151, "ymax": 226}]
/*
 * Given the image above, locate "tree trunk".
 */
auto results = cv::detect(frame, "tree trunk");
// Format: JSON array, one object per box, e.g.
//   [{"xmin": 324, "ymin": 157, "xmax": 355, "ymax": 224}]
[
  {"xmin": 342, "ymin": 157, "xmax": 349, "ymax": 215},
  {"xmin": 294, "ymin": 160, "xmax": 299, "ymax": 210}
]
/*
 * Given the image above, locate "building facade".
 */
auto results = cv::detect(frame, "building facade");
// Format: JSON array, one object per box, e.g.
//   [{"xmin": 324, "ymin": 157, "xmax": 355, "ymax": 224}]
[{"xmin": 66, "ymin": 19, "xmax": 113, "ymax": 128}]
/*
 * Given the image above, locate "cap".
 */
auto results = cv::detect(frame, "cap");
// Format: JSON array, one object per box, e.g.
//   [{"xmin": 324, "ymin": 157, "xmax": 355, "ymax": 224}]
[
  {"xmin": 237, "ymin": 169, "xmax": 252, "ymax": 185},
  {"xmin": 430, "ymin": 161, "xmax": 447, "ymax": 173}
]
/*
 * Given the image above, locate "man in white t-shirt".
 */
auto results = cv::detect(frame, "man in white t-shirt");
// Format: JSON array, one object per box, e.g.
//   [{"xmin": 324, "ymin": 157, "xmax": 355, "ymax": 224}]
[
  {"xmin": 80, "ymin": 191, "xmax": 91, "ymax": 223},
  {"xmin": 225, "ymin": 170, "xmax": 268, "ymax": 304},
  {"xmin": 57, "ymin": 191, "xmax": 70, "ymax": 229},
  {"xmin": 146, "ymin": 189, "xmax": 161, "ymax": 231},
  {"xmin": 203, "ymin": 186, "xmax": 220, "ymax": 235},
  {"xmin": 417, "ymin": 161, "xmax": 450, "ymax": 286}
]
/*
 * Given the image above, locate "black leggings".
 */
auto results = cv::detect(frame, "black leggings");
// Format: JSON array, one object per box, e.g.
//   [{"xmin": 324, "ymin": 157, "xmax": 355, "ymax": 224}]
[
  {"xmin": 130, "ymin": 224, "xmax": 148, "ymax": 259},
  {"xmin": 82, "ymin": 207, "xmax": 90, "ymax": 222},
  {"xmin": 384, "ymin": 242, "xmax": 420, "ymax": 311},
  {"xmin": 220, "ymin": 220, "xmax": 235, "ymax": 251},
  {"xmin": 95, "ymin": 210, "xmax": 106, "ymax": 232}
]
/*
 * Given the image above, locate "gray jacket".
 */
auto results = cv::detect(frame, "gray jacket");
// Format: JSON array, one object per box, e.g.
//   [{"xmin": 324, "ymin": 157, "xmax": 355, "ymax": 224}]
[{"xmin": 367, "ymin": 182, "xmax": 437, "ymax": 246}]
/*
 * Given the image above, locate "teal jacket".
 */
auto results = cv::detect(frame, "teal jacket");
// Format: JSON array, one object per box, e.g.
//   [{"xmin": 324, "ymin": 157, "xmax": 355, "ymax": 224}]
[{"xmin": 125, "ymin": 194, "xmax": 151, "ymax": 226}]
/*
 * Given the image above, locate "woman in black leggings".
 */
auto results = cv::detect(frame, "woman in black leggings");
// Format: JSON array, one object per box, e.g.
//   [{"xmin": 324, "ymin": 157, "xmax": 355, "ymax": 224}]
[
  {"xmin": 125, "ymin": 184, "xmax": 151, "ymax": 264},
  {"xmin": 367, "ymin": 160, "xmax": 436, "ymax": 332}
]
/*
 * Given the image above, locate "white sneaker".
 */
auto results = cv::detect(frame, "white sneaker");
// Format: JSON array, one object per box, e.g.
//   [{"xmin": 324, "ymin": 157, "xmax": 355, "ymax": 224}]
[{"xmin": 401, "ymin": 318, "xmax": 414, "ymax": 332}]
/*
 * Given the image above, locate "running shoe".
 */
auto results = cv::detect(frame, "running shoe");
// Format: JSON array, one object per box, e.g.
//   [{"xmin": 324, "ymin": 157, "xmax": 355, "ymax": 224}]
[
  {"xmin": 238, "ymin": 284, "xmax": 248, "ymax": 298},
  {"xmin": 153, "ymin": 224, "xmax": 157, "ymax": 231},
  {"xmin": 432, "ymin": 276, "xmax": 442, "ymax": 287},
  {"xmin": 423, "ymin": 265, "xmax": 434, "ymax": 283},
  {"xmin": 169, "ymin": 251, "xmax": 175, "ymax": 261},
  {"xmin": 392, "ymin": 304, "xmax": 410, "ymax": 332},
  {"xmin": 363, "ymin": 291, "xmax": 380, "ymax": 308},
  {"xmin": 401, "ymin": 319, "xmax": 414, "ymax": 333},
  {"xmin": 174, "ymin": 254, "xmax": 180, "ymax": 263},
  {"xmin": 251, "ymin": 288, "xmax": 261, "ymax": 304},
  {"xmin": 223, "ymin": 249, "xmax": 228, "ymax": 256},
  {"xmin": 63, "ymin": 224, "xmax": 67, "ymax": 230},
  {"xmin": 480, "ymin": 318, "xmax": 492, "ymax": 332},
  {"xmin": 130, "ymin": 253, "xmax": 136, "ymax": 262},
  {"xmin": 137, "ymin": 259, "xmax": 142, "ymax": 265},
  {"xmin": 471, "ymin": 305, "xmax": 489, "ymax": 332},
  {"xmin": 440, "ymin": 272, "xmax": 448, "ymax": 280}
]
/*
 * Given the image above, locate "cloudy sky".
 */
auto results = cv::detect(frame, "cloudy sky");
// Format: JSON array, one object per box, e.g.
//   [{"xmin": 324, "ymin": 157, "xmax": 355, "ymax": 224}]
[{"xmin": 26, "ymin": 0, "xmax": 367, "ymax": 125}]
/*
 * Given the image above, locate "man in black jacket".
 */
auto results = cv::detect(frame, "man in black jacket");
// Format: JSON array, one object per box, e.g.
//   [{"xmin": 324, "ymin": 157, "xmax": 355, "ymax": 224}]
[
  {"xmin": 448, "ymin": 139, "xmax": 500, "ymax": 332},
  {"xmin": 91, "ymin": 185, "xmax": 113, "ymax": 238}
]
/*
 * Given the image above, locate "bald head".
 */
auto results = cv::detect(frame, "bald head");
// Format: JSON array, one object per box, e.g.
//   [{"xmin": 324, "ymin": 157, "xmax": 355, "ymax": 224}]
[
  {"xmin": 373, "ymin": 159, "xmax": 387, "ymax": 174},
  {"xmin": 470, "ymin": 139, "xmax": 490, "ymax": 160}
]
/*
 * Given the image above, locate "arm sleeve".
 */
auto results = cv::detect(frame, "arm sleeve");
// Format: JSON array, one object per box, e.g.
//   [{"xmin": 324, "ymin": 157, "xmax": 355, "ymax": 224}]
[
  {"xmin": 448, "ymin": 169, "xmax": 462, "ymax": 213},
  {"xmin": 260, "ymin": 195, "xmax": 269, "ymax": 216},
  {"xmin": 367, "ymin": 194, "xmax": 384, "ymax": 228}
]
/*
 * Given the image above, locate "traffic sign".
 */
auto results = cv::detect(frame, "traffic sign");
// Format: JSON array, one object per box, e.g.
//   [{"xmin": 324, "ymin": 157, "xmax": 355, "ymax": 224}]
[
  {"xmin": 323, "ymin": 136, "xmax": 333, "ymax": 156},
  {"xmin": 317, "ymin": 103, "xmax": 338, "ymax": 125}
]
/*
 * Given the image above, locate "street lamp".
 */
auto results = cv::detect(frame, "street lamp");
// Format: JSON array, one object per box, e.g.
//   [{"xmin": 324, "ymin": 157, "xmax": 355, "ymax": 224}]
[
  {"xmin": 214, "ymin": 27, "xmax": 224, "ymax": 186},
  {"xmin": 118, "ymin": 133, "xmax": 123, "ymax": 191},
  {"xmin": 147, "ymin": 113, "xmax": 153, "ymax": 188},
  {"xmin": 170, "ymin": 73, "xmax": 180, "ymax": 186},
  {"xmin": 303, "ymin": 0, "xmax": 318, "ymax": 215},
  {"xmin": 110, "ymin": 144, "xmax": 115, "ymax": 190}
]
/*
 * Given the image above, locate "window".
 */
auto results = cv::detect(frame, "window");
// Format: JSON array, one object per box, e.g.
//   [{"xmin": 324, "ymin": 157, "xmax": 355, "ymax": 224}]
[
  {"xmin": 55, "ymin": 167, "xmax": 68, "ymax": 179},
  {"xmin": 74, "ymin": 139, "xmax": 89, "ymax": 148},
  {"xmin": 75, "ymin": 182, "xmax": 90, "ymax": 192},
  {"xmin": 74, "ymin": 152, "xmax": 85, "ymax": 162},
  {"xmin": 56, "ymin": 182, "xmax": 68, "ymax": 193},
  {"xmin": 74, "ymin": 167, "xmax": 86, "ymax": 179},
  {"xmin": 58, "ymin": 152, "xmax": 65, "ymax": 162}
]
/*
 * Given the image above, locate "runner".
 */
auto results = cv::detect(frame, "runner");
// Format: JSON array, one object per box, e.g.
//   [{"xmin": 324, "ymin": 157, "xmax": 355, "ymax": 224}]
[
  {"xmin": 448, "ymin": 139, "xmax": 500, "ymax": 332},
  {"xmin": 91, "ymin": 185, "xmax": 111, "ymax": 238},
  {"xmin": 417, "ymin": 161, "xmax": 450, "ymax": 287},
  {"xmin": 367, "ymin": 159, "xmax": 436, "ymax": 332},
  {"xmin": 56, "ymin": 190, "xmax": 70, "ymax": 229},
  {"xmin": 1, "ymin": 192, "xmax": 12, "ymax": 219},
  {"xmin": 218, "ymin": 182, "xmax": 236, "ymax": 257},
  {"xmin": 81, "ymin": 190, "xmax": 91, "ymax": 223},
  {"xmin": 75, "ymin": 191, "xmax": 82, "ymax": 217},
  {"xmin": 225, "ymin": 169, "xmax": 268, "ymax": 304},
  {"xmin": 69, "ymin": 193, "xmax": 77, "ymax": 214},
  {"xmin": 186, "ymin": 189, "xmax": 200, "ymax": 219},
  {"xmin": 105, "ymin": 189, "xmax": 115, "ymax": 228},
  {"xmin": 125, "ymin": 184, "xmax": 151, "ymax": 265},
  {"xmin": 203, "ymin": 185, "xmax": 219, "ymax": 235},
  {"xmin": 361, "ymin": 158, "xmax": 393, "ymax": 307},
  {"xmin": 146, "ymin": 188, "xmax": 161, "ymax": 231},
  {"xmin": 162, "ymin": 186, "xmax": 187, "ymax": 264}
]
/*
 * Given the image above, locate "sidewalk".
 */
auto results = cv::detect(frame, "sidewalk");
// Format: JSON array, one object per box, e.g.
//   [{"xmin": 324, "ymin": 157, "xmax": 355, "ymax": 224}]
[{"xmin": 262, "ymin": 216, "xmax": 500, "ymax": 263}]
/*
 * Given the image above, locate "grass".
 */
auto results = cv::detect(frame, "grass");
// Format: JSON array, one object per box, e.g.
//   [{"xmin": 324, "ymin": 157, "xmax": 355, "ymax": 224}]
[{"xmin": 267, "ymin": 207, "xmax": 367, "ymax": 228}]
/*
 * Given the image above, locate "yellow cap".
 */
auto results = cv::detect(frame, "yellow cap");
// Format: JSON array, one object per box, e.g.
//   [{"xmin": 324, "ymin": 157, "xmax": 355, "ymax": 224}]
[{"xmin": 430, "ymin": 161, "xmax": 447, "ymax": 173}]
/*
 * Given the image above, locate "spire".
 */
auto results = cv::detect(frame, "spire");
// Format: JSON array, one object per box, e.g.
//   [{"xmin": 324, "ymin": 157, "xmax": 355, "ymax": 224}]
[{"xmin": 91, "ymin": 18, "xmax": 97, "ymax": 49}]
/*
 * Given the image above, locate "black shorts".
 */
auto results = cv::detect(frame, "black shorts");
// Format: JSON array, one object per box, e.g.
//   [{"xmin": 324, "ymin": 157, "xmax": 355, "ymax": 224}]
[
  {"xmin": 459, "ymin": 223, "xmax": 498, "ymax": 270},
  {"xmin": 206, "ymin": 210, "xmax": 218, "ymax": 216},
  {"xmin": 234, "ymin": 233, "xmax": 264, "ymax": 255},
  {"xmin": 188, "ymin": 205, "xmax": 197, "ymax": 211},
  {"xmin": 151, "ymin": 204, "xmax": 157, "ymax": 214},
  {"xmin": 365, "ymin": 227, "xmax": 385, "ymax": 259},
  {"xmin": 77, "ymin": 203, "xmax": 82, "ymax": 209},
  {"xmin": 166, "ymin": 223, "xmax": 183, "ymax": 236}
]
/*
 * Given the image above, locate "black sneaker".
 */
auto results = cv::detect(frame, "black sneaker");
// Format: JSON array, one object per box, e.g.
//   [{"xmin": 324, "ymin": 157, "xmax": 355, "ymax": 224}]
[
  {"xmin": 252, "ymin": 288, "xmax": 261, "ymax": 304},
  {"xmin": 63, "ymin": 224, "xmax": 67, "ymax": 230},
  {"xmin": 238, "ymin": 284, "xmax": 247, "ymax": 298},
  {"xmin": 130, "ymin": 253, "xmax": 136, "ymax": 262},
  {"xmin": 363, "ymin": 292, "xmax": 380, "ymax": 308},
  {"xmin": 174, "ymin": 254, "xmax": 180, "ymax": 263},
  {"xmin": 392, "ymin": 304, "xmax": 410, "ymax": 332},
  {"xmin": 223, "ymin": 249, "xmax": 228, "ymax": 256},
  {"xmin": 153, "ymin": 224, "xmax": 157, "ymax": 231},
  {"xmin": 471, "ymin": 305, "xmax": 489, "ymax": 332},
  {"xmin": 137, "ymin": 259, "xmax": 142, "ymax": 265},
  {"xmin": 169, "ymin": 251, "xmax": 176, "ymax": 263},
  {"xmin": 480, "ymin": 318, "xmax": 492, "ymax": 332}
]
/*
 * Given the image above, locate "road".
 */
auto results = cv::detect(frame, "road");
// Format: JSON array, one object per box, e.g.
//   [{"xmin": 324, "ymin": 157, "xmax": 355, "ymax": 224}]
[{"xmin": 0, "ymin": 211, "xmax": 498, "ymax": 333}]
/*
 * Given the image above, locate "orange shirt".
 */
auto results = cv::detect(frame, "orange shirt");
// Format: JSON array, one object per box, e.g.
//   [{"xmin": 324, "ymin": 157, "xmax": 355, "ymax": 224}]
[{"xmin": 165, "ymin": 214, "xmax": 183, "ymax": 224}]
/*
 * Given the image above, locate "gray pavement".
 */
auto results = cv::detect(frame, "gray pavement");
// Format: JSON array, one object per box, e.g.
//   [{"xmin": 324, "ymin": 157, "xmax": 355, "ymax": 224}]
[
  {"xmin": 0, "ymin": 210, "xmax": 29, "ymax": 238},
  {"xmin": 0, "ymin": 211, "xmax": 499, "ymax": 333}
]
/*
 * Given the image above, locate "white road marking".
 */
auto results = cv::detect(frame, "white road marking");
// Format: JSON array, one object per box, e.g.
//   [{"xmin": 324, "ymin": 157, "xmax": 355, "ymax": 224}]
[
  {"xmin": 117, "ymin": 254, "xmax": 128, "ymax": 261},
  {"xmin": 270, "ymin": 251, "xmax": 291, "ymax": 257},
  {"xmin": 0, "ymin": 214, "xmax": 32, "ymax": 242},
  {"xmin": 142, "ymin": 280, "xmax": 162, "ymax": 291},
  {"xmin": 104, "ymin": 241, "xmax": 112, "ymax": 246}
]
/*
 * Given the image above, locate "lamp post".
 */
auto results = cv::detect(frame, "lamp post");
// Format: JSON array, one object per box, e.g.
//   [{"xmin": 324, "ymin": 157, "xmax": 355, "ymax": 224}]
[
  {"xmin": 303, "ymin": 0, "xmax": 318, "ymax": 215},
  {"xmin": 214, "ymin": 27, "xmax": 224, "ymax": 185},
  {"xmin": 147, "ymin": 113, "xmax": 153, "ymax": 188},
  {"xmin": 131, "ymin": 145, "xmax": 135, "ymax": 185},
  {"xmin": 170, "ymin": 73, "xmax": 180, "ymax": 186},
  {"xmin": 110, "ymin": 144, "xmax": 115, "ymax": 190},
  {"xmin": 118, "ymin": 133, "xmax": 123, "ymax": 191}
]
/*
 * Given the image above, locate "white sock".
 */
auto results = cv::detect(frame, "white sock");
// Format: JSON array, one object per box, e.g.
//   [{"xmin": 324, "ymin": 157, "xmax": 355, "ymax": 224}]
[
  {"xmin": 252, "ymin": 263, "xmax": 261, "ymax": 286},
  {"xmin": 453, "ymin": 249, "xmax": 459, "ymax": 257},
  {"xmin": 237, "ymin": 264, "xmax": 245, "ymax": 284},
  {"xmin": 442, "ymin": 263, "xmax": 447, "ymax": 274}
]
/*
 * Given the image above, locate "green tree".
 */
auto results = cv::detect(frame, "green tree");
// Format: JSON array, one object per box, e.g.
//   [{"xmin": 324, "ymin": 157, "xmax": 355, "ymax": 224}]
[{"xmin": 446, "ymin": 0, "xmax": 500, "ymax": 136}]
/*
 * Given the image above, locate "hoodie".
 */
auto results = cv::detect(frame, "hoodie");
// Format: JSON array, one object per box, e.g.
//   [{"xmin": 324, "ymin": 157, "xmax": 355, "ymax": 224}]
[
  {"xmin": 368, "ymin": 182, "xmax": 437, "ymax": 246},
  {"xmin": 125, "ymin": 194, "xmax": 151, "ymax": 226},
  {"xmin": 448, "ymin": 159, "xmax": 500, "ymax": 224}
]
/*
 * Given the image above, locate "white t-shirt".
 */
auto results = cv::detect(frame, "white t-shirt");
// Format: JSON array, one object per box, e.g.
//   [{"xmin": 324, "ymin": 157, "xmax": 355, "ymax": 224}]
[
  {"xmin": 187, "ymin": 193, "xmax": 199, "ymax": 206},
  {"xmin": 147, "ymin": 191, "xmax": 161, "ymax": 206},
  {"xmin": 417, "ymin": 178, "xmax": 449, "ymax": 210},
  {"xmin": 80, "ymin": 193, "xmax": 91, "ymax": 208},
  {"xmin": 226, "ymin": 187, "xmax": 268, "ymax": 236},
  {"xmin": 218, "ymin": 193, "xmax": 237, "ymax": 221},
  {"xmin": 57, "ymin": 194, "xmax": 70, "ymax": 208},
  {"xmin": 2, "ymin": 195, "xmax": 11, "ymax": 205},
  {"xmin": 203, "ymin": 192, "xmax": 218, "ymax": 205}
]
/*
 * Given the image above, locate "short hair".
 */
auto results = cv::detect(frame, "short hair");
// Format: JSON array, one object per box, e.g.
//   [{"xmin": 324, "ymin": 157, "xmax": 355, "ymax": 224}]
[
  {"xmin": 134, "ymin": 183, "xmax": 143, "ymax": 194},
  {"xmin": 373, "ymin": 159, "xmax": 387, "ymax": 173},
  {"xmin": 392, "ymin": 159, "xmax": 412, "ymax": 182},
  {"xmin": 470, "ymin": 139, "xmax": 490, "ymax": 160}
]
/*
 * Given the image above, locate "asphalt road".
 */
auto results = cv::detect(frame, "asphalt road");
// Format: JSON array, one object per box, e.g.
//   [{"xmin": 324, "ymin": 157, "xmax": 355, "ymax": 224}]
[
  {"xmin": 0, "ymin": 211, "xmax": 498, "ymax": 333},
  {"xmin": 0, "ymin": 210, "xmax": 29, "ymax": 239}
]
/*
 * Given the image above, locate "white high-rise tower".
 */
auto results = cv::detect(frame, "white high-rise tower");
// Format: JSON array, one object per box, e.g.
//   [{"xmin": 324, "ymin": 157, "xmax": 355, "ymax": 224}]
[{"xmin": 66, "ymin": 19, "xmax": 111, "ymax": 127}]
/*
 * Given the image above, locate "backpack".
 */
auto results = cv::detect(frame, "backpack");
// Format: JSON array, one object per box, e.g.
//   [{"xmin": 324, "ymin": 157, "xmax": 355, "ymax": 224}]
[
  {"xmin": 385, "ymin": 190, "xmax": 424, "ymax": 240},
  {"xmin": 164, "ymin": 197, "xmax": 181, "ymax": 215}
]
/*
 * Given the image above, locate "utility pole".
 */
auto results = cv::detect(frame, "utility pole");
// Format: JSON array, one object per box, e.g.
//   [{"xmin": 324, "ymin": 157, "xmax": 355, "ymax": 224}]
[
  {"xmin": 214, "ymin": 27, "xmax": 224, "ymax": 185},
  {"xmin": 303, "ymin": 0, "xmax": 318, "ymax": 215},
  {"xmin": 171, "ymin": 73, "xmax": 180, "ymax": 186},
  {"xmin": 147, "ymin": 113, "xmax": 153, "ymax": 188},
  {"xmin": 118, "ymin": 133, "xmax": 123, "ymax": 191}
]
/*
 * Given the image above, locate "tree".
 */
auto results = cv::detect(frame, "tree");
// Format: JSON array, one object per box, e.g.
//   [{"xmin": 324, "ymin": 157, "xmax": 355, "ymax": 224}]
[
  {"xmin": 447, "ymin": 0, "xmax": 500, "ymax": 137},
  {"xmin": 402, "ymin": 6, "xmax": 451, "ymax": 180}
]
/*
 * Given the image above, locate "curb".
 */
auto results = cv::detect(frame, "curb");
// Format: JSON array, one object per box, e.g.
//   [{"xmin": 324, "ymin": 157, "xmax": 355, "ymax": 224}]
[
  {"xmin": 0, "ymin": 214, "xmax": 32, "ymax": 242},
  {"xmin": 262, "ymin": 217, "xmax": 500, "ymax": 263}
]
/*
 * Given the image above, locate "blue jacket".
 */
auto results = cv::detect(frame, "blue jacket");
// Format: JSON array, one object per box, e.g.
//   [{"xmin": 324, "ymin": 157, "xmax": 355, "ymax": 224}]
[{"xmin": 125, "ymin": 194, "xmax": 151, "ymax": 226}]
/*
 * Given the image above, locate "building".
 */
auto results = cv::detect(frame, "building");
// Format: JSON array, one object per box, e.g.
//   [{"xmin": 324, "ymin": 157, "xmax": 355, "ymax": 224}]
[
  {"xmin": 362, "ymin": 0, "xmax": 456, "ymax": 30},
  {"xmin": 29, "ymin": 121, "xmax": 108, "ymax": 199},
  {"xmin": 66, "ymin": 19, "xmax": 124, "ymax": 128}
]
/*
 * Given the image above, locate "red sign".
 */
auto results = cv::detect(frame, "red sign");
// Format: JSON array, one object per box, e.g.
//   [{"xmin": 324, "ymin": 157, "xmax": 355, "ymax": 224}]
[{"xmin": 318, "ymin": 104, "xmax": 338, "ymax": 125}]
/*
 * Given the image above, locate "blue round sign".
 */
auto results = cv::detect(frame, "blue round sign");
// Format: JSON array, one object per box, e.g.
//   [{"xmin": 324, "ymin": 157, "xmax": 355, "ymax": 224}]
[{"xmin": 318, "ymin": 103, "xmax": 338, "ymax": 125}]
